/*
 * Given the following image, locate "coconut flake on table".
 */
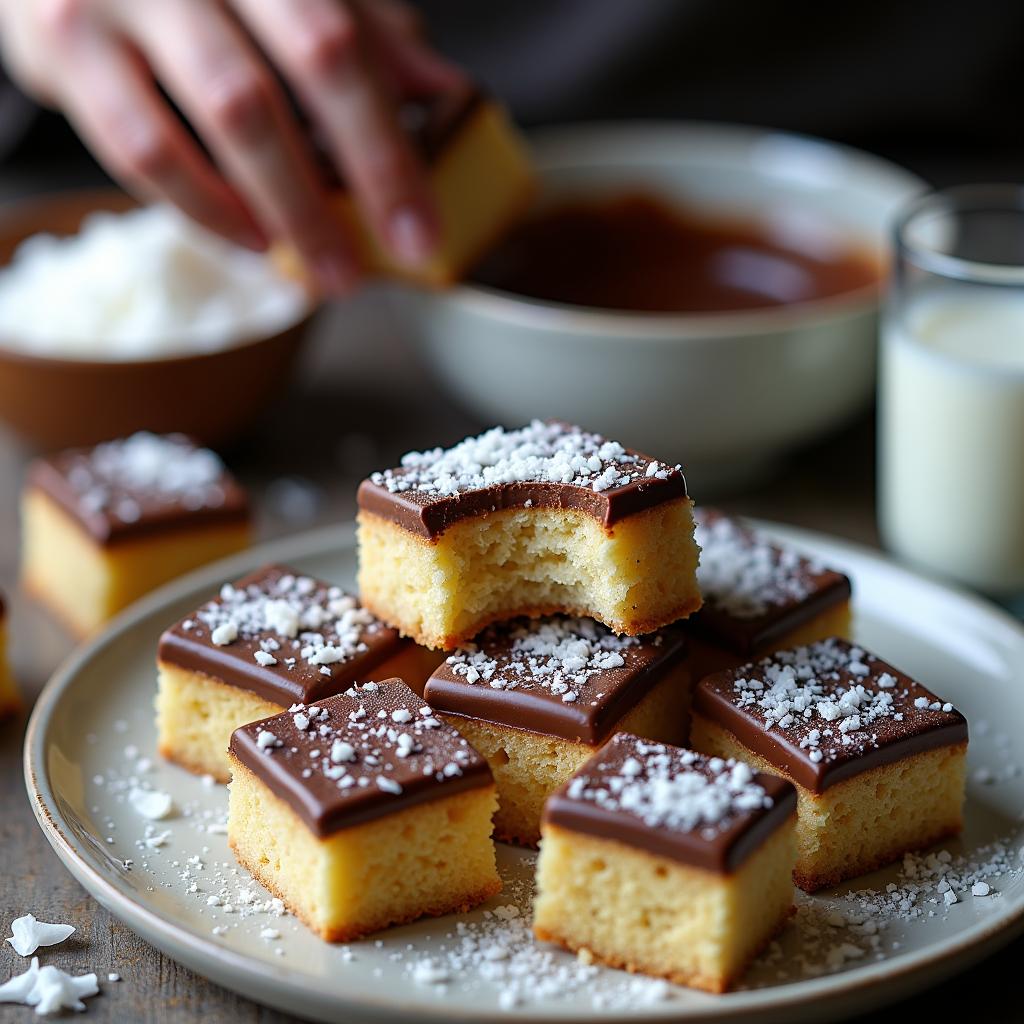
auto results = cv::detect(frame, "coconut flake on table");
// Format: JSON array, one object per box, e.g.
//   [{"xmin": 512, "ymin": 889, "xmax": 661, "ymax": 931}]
[
  {"xmin": 0, "ymin": 958, "xmax": 99, "ymax": 1016},
  {"xmin": 5, "ymin": 916, "xmax": 75, "ymax": 957},
  {"xmin": 0, "ymin": 205, "xmax": 309, "ymax": 359},
  {"xmin": 128, "ymin": 786, "xmax": 174, "ymax": 820}
]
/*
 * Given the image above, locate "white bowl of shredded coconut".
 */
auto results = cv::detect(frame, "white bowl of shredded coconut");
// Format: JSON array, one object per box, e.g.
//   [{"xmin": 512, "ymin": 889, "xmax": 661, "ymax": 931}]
[{"xmin": 0, "ymin": 191, "xmax": 314, "ymax": 448}]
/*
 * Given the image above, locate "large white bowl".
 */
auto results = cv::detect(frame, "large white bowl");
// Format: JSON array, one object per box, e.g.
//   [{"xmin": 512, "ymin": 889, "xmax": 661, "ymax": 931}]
[{"xmin": 396, "ymin": 122, "xmax": 925, "ymax": 490}]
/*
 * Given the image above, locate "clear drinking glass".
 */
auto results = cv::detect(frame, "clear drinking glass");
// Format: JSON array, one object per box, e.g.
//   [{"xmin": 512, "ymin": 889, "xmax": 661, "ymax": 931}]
[{"xmin": 879, "ymin": 185, "xmax": 1024, "ymax": 598}]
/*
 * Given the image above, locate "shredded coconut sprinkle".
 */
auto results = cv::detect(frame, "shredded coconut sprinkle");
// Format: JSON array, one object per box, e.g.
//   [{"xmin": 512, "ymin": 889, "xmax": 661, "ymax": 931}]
[
  {"xmin": 444, "ymin": 616, "xmax": 646, "ymax": 699},
  {"xmin": 188, "ymin": 569, "xmax": 382, "ymax": 675},
  {"xmin": 56, "ymin": 432, "xmax": 230, "ymax": 522},
  {"xmin": 721, "ymin": 639, "xmax": 962, "ymax": 767},
  {"xmin": 369, "ymin": 421, "xmax": 679, "ymax": 498},
  {"xmin": 564, "ymin": 736, "xmax": 773, "ymax": 837},
  {"xmin": 694, "ymin": 510, "xmax": 831, "ymax": 618},
  {"xmin": 246, "ymin": 684, "xmax": 478, "ymax": 797}
]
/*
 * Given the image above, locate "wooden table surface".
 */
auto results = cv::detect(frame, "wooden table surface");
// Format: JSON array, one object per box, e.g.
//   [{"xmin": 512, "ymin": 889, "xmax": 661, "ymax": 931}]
[{"xmin": 0, "ymin": 288, "xmax": 1020, "ymax": 1023}]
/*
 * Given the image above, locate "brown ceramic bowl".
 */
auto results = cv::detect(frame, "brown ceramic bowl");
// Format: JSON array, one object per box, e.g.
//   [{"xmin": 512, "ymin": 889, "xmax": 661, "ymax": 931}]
[{"xmin": 0, "ymin": 189, "xmax": 314, "ymax": 450}]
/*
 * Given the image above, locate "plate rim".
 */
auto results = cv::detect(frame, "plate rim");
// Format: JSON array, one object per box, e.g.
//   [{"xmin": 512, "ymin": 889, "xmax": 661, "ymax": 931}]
[{"xmin": 22, "ymin": 519, "xmax": 1024, "ymax": 1023}]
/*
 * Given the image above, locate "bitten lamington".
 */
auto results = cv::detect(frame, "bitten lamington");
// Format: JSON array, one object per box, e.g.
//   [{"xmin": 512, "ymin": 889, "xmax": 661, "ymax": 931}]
[
  {"xmin": 691, "ymin": 638, "xmax": 968, "ymax": 891},
  {"xmin": 157, "ymin": 565, "xmax": 440, "ymax": 781},
  {"xmin": 22, "ymin": 432, "xmax": 251, "ymax": 636},
  {"xmin": 227, "ymin": 680, "xmax": 500, "ymax": 941},
  {"xmin": 533, "ymin": 734, "xmax": 797, "ymax": 993},
  {"xmin": 424, "ymin": 615, "xmax": 691, "ymax": 846},
  {"xmin": 687, "ymin": 509, "xmax": 852, "ymax": 683},
  {"xmin": 357, "ymin": 421, "xmax": 702, "ymax": 650}
]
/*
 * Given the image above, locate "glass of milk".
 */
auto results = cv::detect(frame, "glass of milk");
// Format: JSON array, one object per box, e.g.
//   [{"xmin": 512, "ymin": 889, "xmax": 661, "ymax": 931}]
[{"xmin": 880, "ymin": 185, "xmax": 1024, "ymax": 596}]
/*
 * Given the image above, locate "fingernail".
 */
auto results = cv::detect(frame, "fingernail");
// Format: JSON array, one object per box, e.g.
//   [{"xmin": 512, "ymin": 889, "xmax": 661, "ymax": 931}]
[
  {"xmin": 388, "ymin": 205, "xmax": 436, "ymax": 267},
  {"xmin": 313, "ymin": 252, "xmax": 357, "ymax": 295}
]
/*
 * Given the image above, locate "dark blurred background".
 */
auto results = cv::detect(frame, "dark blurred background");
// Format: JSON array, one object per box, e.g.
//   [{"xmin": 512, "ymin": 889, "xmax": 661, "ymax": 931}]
[{"xmin": 4, "ymin": 0, "xmax": 1024, "ymax": 190}]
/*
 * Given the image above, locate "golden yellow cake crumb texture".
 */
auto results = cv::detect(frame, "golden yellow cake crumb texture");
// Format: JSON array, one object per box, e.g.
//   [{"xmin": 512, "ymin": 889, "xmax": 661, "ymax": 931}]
[
  {"xmin": 21, "ymin": 489, "xmax": 250, "ymax": 637},
  {"xmin": 357, "ymin": 499, "xmax": 702, "ymax": 650},
  {"xmin": 533, "ymin": 821, "xmax": 796, "ymax": 993},
  {"xmin": 690, "ymin": 714, "xmax": 967, "ymax": 891},
  {"xmin": 156, "ymin": 664, "xmax": 282, "ymax": 782},
  {"xmin": 228, "ymin": 758, "xmax": 501, "ymax": 941},
  {"xmin": 440, "ymin": 662, "xmax": 692, "ymax": 846}
]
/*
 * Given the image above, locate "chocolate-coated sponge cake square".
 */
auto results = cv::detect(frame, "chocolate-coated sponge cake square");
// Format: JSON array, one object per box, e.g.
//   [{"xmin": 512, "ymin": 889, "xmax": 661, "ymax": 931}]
[
  {"xmin": 687, "ymin": 509, "xmax": 852, "ymax": 683},
  {"xmin": 21, "ymin": 432, "xmax": 251, "ymax": 637},
  {"xmin": 357, "ymin": 421, "xmax": 702, "ymax": 650},
  {"xmin": 690, "ymin": 638, "xmax": 968, "ymax": 892},
  {"xmin": 424, "ymin": 615, "xmax": 691, "ymax": 846},
  {"xmin": 0, "ymin": 592, "xmax": 20, "ymax": 719},
  {"xmin": 157, "ymin": 565, "xmax": 441, "ymax": 782},
  {"xmin": 276, "ymin": 86, "xmax": 534, "ymax": 288},
  {"xmin": 533, "ymin": 734, "xmax": 796, "ymax": 993},
  {"xmin": 227, "ymin": 679, "xmax": 500, "ymax": 941}
]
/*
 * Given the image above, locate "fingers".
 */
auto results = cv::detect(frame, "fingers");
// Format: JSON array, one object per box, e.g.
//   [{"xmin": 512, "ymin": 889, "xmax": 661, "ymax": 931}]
[
  {"xmin": 50, "ymin": 28, "xmax": 266, "ymax": 250},
  {"xmin": 232, "ymin": 0, "xmax": 442, "ymax": 268},
  {"xmin": 120, "ymin": 0, "xmax": 360, "ymax": 294}
]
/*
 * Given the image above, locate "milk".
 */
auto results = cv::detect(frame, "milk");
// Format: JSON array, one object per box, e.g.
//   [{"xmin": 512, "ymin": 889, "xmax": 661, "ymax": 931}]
[{"xmin": 879, "ymin": 290, "xmax": 1024, "ymax": 593}]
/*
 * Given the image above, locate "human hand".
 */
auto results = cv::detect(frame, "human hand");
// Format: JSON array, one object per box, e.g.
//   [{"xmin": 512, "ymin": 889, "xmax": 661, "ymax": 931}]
[{"xmin": 0, "ymin": 0, "xmax": 464, "ymax": 294}]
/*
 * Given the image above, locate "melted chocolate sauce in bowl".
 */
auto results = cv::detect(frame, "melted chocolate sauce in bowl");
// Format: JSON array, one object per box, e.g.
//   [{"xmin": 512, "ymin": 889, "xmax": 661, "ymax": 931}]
[{"xmin": 470, "ymin": 193, "xmax": 880, "ymax": 314}]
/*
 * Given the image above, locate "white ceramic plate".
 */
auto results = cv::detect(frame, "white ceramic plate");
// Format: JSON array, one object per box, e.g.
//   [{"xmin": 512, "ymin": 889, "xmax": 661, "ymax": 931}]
[{"xmin": 24, "ymin": 522, "xmax": 1024, "ymax": 1024}]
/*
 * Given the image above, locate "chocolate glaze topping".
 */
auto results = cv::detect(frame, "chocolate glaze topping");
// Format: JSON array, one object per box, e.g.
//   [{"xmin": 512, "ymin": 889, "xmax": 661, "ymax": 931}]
[
  {"xmin": 425, "ymin": 616, "xmax": 688, "ymax": 744},
  {"xmin": 694, "ymin": 638, "xmax": 968, "ymax": 794},
  {"xmin": 690, "ymin": 509, "xmax": 851, "ymax": 657},
  {"xmin": 358, "ymin": 421, "xmax": 688, "ymax": 540},
  {"xmin": 229, "ymin": 679, "xmax": 493, "ymax": 837},
  {"xmin": 158, "ymin": 565, "xmax": 407, "ymax": 707},
  {"xmin": 28, "ymin": 432, "xmax": 248, "ymax": 545},
  {"xmin": 543, "ymin": 733, "xmax": 796, "ymax": 873}
]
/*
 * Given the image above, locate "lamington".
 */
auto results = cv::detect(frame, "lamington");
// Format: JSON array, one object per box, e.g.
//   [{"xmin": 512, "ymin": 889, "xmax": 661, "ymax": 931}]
[
  {"xmin": 276, "ymin": 84, "xmax": 534, "ymax": 288},
  {"xmin": 533, "ymin": 733, "xmax": 796, "ymax": 993},
  {"xmin": 227, "ymin": 679, "xmax": 500, "ymax": 941},
  {"xmin": 157, "ymin": 565, "xmax": 440, "ymax": 781},
  {"xmin": 424, "ymin": 615, "xmax": 691, "ymax": 846},
  {"xmin": 357, "ymin": 421, "xmax": 702, "ymax": 650},
  {"xmin": 0, "ymin": 592, "xmax": 20, "ymax": 718},
  {"xmin": 691, "ymin": 638, "xmax": 968, "ymax": 891},
  {"xmin": 687, "ymin": 509, "xmax": 852, "ymax": 683},
  {"xmin": 22, "ymin": 432, "xmax": 251, "ymax": 636}
]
